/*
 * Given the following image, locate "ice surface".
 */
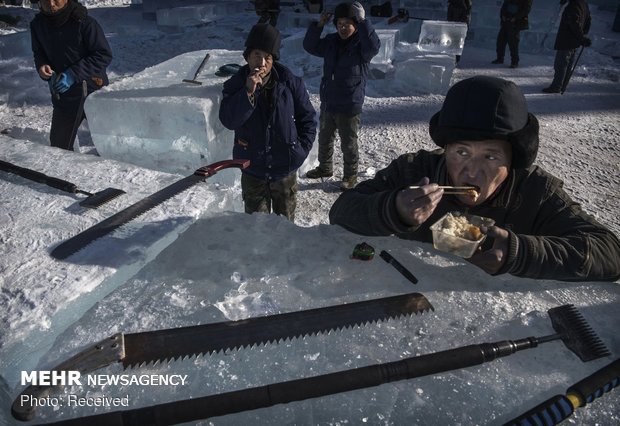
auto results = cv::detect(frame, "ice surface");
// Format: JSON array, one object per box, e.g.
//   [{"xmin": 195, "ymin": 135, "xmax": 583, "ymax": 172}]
[
  {"xmin": 279, "ymin": 11, "xmax": 320, "ymax": 30},
  {"xmin": 85, "ymin": 49, "xmax": 241, "ymax": 179},
  {"xmin": 418, "ymin": 20, "xmax": 468, "ymax": 56},
  {"xmin": 27, "ymin": 212, "xmax": 620, "ymax": 425},
  {"xmin": 141, "ymin": 0, "xmax": 249, "ymax": 19}
]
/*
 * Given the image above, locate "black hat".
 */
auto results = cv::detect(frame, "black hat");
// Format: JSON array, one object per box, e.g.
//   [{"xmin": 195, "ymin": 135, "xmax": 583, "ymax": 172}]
[
  {"xmin": 244, "ymin": 23, "xmax": 281, "ymax": 60},
  {"xmin": 429, "ymin": 76, "xmax": 539, "ymax": 169},
  {"xmin": 333, "ymin": 2, "xmax": 358, "ymax": 26}
]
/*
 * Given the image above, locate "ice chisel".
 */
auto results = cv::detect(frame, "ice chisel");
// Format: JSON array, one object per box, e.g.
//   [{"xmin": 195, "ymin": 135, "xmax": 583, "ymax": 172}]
[
  {"xmin": 12, "ymin": 292, "xmax": 434, "ymax": 421},
  {"xmin": 50, "ymin": 159, "xmax": 249, "ymax": 259},
  {"xmin": 0, "ymin": 158, "xmax": 125, "ymax": 208},
  {"xmin": 503, "ymin": 357, "xmax": 620, "ymax": 426}
]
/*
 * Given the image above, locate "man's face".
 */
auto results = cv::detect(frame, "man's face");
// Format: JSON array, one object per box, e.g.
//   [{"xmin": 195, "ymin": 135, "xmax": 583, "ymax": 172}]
[
  {"xmin": 336, "ymin": 18, "xmax": 356, "ymax": 39},
  {"xmin": 246, "ymin": 49, "xmax": 274, "ymax": 78},
  {"xmin": 445, "ymin": 139, "xmax": 512, "ymax": 206},
  {"xmin": 40, "ymin": 0, "xmax": 69, "ymax": 14}
]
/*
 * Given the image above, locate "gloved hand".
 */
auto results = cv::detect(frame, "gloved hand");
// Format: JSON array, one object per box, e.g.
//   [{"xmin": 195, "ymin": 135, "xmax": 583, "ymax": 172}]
[
  {"xmin": 351, "ymin": 1, "xmax": 365, "ymax": 22},
  {"xmin": 581, "ymin": 36, "xmax": 592, "ymax": 47},
  {"xmin": 52, "ymin": 70, "xmax": 76, "ymax": 94},
  {"xmin": 47, "ymin": 71, "xmax": 58, "ymax": 97}
]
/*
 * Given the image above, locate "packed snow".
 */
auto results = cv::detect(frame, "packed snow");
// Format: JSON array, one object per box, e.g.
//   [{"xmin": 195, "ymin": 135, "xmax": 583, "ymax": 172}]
[{"xmin": 0, "ymin": 0, "xmax": 619, "ymax": 425}]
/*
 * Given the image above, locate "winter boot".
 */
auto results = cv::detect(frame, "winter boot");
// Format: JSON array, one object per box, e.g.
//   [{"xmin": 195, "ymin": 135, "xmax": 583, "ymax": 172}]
[
  {"xmin": 491, "ymin": 58, "xmax": 504, "ymax": 64},
  {"xmin": 306, "ymin": 166, "xmax": 333, "ymax": 179},
  {"xmin": 340, "ymin": 175, "xmax": 357, "ymax": 190}
]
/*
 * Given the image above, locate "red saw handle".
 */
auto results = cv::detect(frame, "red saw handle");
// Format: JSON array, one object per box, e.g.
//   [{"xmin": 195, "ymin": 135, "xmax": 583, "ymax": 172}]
[{"xmin": 194, "ymin": 159, "xmax": 250, "ymax": 177}]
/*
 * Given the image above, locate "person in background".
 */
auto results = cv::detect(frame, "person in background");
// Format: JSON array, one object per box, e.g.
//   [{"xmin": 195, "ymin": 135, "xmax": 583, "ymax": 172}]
[
  {"xmin": 447, "ymin": 0, "xmax": 473, "ymax": 64},
  {"xmin": 303, "ymin": 1, "xmax": 380, "ymax": 190},
  {"xmin": 491, "ymin": 0, "xmax": 531, "ymax": 68},
  {"xmin": 30, "ymin": 0, "xmax": 112, "ymax": 151},
  {"xmin": 219, "ymin": 23, "xmax": 316, "ymax": 222},
  {"xmin": 542, "ymin": 0, "xmax": 591, "ymax": 94},
  {"xmin": 329, "ymin": 76, "xmax": 620, "ymax": 282},
  {"xmin": 254, "ymin": 0, "xmax": 280, "ymax": 27}
]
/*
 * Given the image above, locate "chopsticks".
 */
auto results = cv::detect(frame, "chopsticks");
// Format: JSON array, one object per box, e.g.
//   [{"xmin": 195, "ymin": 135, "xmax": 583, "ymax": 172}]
[{"xmin": 408, "ymin": 185, "xmax": 478, "ymax": 195}]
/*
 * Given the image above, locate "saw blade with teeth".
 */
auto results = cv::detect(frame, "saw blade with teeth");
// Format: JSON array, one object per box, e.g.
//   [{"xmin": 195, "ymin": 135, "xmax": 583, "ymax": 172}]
[
  {"xmin": 11, "ymin": 292, "xmax": 433, "ymax": 421},
  {"xmin": 122, "ymin": 292, "xmax": 434, "ymax": 368}
]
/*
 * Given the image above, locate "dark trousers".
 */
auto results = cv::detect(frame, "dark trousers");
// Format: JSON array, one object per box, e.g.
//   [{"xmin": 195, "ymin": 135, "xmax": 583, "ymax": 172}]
[
  {"xmin": 241, "ymin": 172, "xmax": 297, "ymax": 221},
  {"xmin": 50, "ymin": 85, "xmax": 86, "ymax": 151},
  {"xmin": 317, "ymin": 110, "xmax": 361, "ymax": 178},
  {"xmin": 549, "ymin": 48, "xmax": 577, "ymax": 91},
  {"xmin": 496, "ymin": 23, "xmax": 521, "ymax": 65},
  {"xmin": 50, "ymin": 105, "xmax": 84, "ymax": 151}
]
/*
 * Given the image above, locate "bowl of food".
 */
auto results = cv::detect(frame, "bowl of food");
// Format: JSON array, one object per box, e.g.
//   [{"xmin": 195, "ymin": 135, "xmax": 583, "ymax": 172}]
[{"xmin": 429, "ymin": 212, "xmax": 495, "ymax": 258}]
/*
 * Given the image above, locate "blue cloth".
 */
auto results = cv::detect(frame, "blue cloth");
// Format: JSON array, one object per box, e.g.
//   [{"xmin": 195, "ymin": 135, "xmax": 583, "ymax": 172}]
[
  {"xmin": 52, "ymin": 70, "xmax": 76, "ymax": 94},
  {"xmin": 303, "ymin": 19, "xmax": 380, "ymax": 115},
  {"xmin": 219, "ymin": 62, "xmax": 317, "ymax": 182}
]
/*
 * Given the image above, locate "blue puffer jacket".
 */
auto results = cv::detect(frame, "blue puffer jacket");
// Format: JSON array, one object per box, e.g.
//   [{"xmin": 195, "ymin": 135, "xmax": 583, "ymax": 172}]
[
  {"xmin": 30, "ymin": 10, "xmax": 112, "ymax": 107},
  {"xmin": 219, "ymin": 63, "xmax": 317, "ymax": 182},
  {"xmin": 303, "ymin": 19, "xmax": 380, "ymax": 115}
]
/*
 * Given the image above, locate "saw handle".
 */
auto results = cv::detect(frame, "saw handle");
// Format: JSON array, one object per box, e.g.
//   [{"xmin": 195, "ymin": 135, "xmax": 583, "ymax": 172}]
[
  {"xmin": 503, "ymin": 358, "xmax": 619, "ymax": 426},
  {"xmin": 0, "ymin": 159, "xmax": 78, "ymax": 194},
  {"xmin": 194, "ymin": 159, "xmax": 250, "ymax": 177}
]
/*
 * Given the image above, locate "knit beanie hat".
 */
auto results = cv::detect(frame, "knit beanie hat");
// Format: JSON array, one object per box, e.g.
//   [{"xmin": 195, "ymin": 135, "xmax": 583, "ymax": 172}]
[
  {"xmin": 243, "ymin": 23, "xmax": 281, "ymax": 60},
  {"xmin": 333, "ymin": 2, "xmax": 358, "ymax": 26},
  {"xmin": 429, "ymin": 76, "xmax": 539, "ymax": 169}
]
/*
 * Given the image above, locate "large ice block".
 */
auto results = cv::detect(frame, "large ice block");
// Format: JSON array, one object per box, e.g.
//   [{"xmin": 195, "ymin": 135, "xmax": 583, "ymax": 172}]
[
  {"xmin": 417, "ymin": 20, "xmax": 468, "ymax": 55},
  {"xmin": 372, "ymin": 29, "xmax": 398, "ymax": 64},
  {"xmin": 156, "ymin": 5, "xmax": 215, "ymax": 32},
  {"xmin": 142, "ymin": 0, "xmax": 249, "ymax": 20},
  {"xmin": 375, "ymin": 18, "xmax": 423, "ymax": 44},
  {"xmin": 85, "ymin": 50, "xmax": 244, "ymax": 178},
  {"xmin": 388, "ymin": 52, "xmax": 455, "ymax": 95}
]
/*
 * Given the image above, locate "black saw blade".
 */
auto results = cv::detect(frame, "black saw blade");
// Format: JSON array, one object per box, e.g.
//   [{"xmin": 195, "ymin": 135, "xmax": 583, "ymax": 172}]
[
  {"xmin": 122, "ymin": 292, "xmax": 434, "ymax": 368},
  {"xmin": 50, "ymin": 174, "xmax": 204, "ymax": 260},
  {"xmin": 50, "ymin": 159, "xmax": 249, "ymax": 260}
]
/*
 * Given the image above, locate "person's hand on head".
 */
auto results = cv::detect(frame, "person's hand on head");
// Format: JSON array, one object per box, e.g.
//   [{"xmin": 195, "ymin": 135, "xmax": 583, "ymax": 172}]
[
  {"xmin": 52, "ymin": 70, "xmax": 76, "ymax": 94},
  {"xmin": 395, "ymin": 177, "xmax": 443, "ymax": 227},
  {"xmin": 318, "ymin": 12, "xmax": 332, "ymax": 27},
  {"xmin": 351, "ymin": 1, "xmax": 365, "ymax": 22},
  {"xmin": 467, "ymin": 225, "xmax": 510, "ymax": 274}
]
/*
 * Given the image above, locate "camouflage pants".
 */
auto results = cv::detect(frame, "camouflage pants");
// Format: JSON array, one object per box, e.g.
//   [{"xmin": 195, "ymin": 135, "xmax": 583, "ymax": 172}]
[
  {"xmin": 241, "ymin": 172, "xmax": 297, "ymax": 221},
  {"xmin": 317, "ymin": 111, "xmax": 361, "ymax": 178}
]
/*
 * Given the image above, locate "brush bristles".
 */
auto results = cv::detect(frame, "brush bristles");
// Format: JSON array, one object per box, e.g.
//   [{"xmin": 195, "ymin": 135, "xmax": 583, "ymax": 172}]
[{"xmin": 548, "ymin": 304, "xmax": 611, "ymax": 362}]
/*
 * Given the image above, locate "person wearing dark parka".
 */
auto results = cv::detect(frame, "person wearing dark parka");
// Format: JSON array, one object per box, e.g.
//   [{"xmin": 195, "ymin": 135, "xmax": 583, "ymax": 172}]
[
  {"xmin": 30, "ymin": 0, "xmax": 112, "ymax": 151},
  {"xmin": 303, "ymin": 1, "xmax": 380, "ymax": 190},
  {"xmin": 329, "ymin": 76, "xmax": 620, "ymax": 282},
  {"xmin": 542, "ymin": 0, "xmax": 592, "ymax": 94},
  {"xmin": 219, "ymin": 23, "xmax": 316, "ymax": 222}
]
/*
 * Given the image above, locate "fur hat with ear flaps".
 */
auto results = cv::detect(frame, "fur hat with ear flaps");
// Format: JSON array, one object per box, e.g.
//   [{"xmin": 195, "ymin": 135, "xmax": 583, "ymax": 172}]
[
  {"xmin": 243, "ymin": 23, "xmax": 281, "ymax": 61},
  {"xmin": 429, "ymin": 76, "xmax": 539, "ymax": 169}
]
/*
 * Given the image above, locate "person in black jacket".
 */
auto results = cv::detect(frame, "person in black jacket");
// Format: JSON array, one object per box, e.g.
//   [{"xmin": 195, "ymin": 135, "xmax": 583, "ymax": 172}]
[
  {"xmin": 30, "ymin": 0, "xmax": 112, "ymax": 151},
  {"xmin": 329, "ymin": 76, "xmax": 620, "ymax": 282},
  {"xmin": 446, "ymin": 0, "xmax": 472, "ymax": 64},
  {"xmin": 303, "ymin": 1, "xmax": 380, "ymax": 190},
  {"xmin": 542, "ymin": 0, "xmax": 592, "ymax": 93},
  {"xmin": 491, "ymin": 0, "xmax": 531, "ymax": 68},
  {"xmin": 219, "ymin": 24, "xmax": 316, "ymax": 221}
]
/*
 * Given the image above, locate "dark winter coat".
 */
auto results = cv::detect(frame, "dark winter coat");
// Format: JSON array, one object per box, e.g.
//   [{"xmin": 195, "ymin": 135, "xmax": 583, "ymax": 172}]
[
  {"xmin": 554, "ymin": 0, "xmax": 591, "ymax": 50},
  {"xmin": 219, "ymin": 62, "xmax": 316, "ymax": 182},
  {"xmin": 303, "ymin": 19, "xmax": 380, "ymax": 115},
  {"xmin": 500, "ymin": 0, "xmax": 532, "ymax": 31},
  {"xmin": 30, "ymin": 6, "xmax": 112, "ymax": 107},
  {"xmin": 329, "ymin": 150, "xmax": 620, "ymax": 282},
  {"xmin": 447, "ymin": 0, "xmax": 473, "ymax": 25}
]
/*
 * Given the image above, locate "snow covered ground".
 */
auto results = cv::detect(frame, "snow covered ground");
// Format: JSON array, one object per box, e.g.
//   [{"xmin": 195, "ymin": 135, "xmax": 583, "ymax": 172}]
[{"xmin": 0, "ymin": 1, "xmax": 619, "ymax": 425}]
